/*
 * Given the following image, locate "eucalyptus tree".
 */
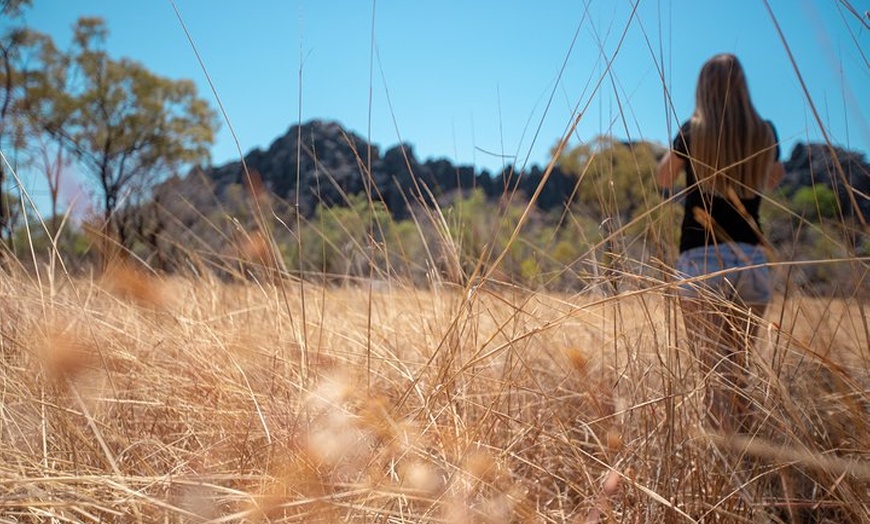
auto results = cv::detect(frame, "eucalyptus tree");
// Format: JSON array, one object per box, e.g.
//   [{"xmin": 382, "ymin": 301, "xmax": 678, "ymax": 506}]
[
  {"xmin": 0, "ymin": 0, "xmax": 33, "ymax": 242},
  {"xmin": 20, "ymin": 17, "xmax": 218, "ymax": 247}
]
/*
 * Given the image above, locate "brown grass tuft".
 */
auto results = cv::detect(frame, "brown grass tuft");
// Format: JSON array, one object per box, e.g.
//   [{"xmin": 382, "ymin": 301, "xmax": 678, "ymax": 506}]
[
  {"xmin": 99, "ymin": 261, "xmax": 167, "ymax": 309},
  {"xmin": 565, "ymin": 346, "xmax": 591, "ymax": 375},
  {"xmin": 33, "ymin": 321, "xmax": 96, "ymax": 382}
]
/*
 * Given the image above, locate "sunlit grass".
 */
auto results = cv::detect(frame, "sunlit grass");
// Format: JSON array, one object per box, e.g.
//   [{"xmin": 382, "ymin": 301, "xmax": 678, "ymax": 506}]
[
  {"xmin": 1, "ymin": 2, "xmax": 868, "ymax": 523},
  {"xmin": 0, "ymin": 261, "xmax": 867, "ymax": 521}
]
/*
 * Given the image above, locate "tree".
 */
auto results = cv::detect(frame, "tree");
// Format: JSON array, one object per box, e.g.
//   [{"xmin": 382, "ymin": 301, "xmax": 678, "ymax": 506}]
[
  {"xmin": 792, "ymin": 185, "xmax": 839, "ymax": 222},
  {"xmin": 0, "ymin": 0, "xmax": 31, "ymax": 16},
  {"xmin": 555, "ymin": 136, "xmax": 661, "ymax": 224},
  {"xmin": 0, "ymin": 0, "xmax": 32, "ymax": 244},
  {"xmin": 20, "ymin": 17, "xmax": 218, "ymax": 248},
  {"xmin": 554, "ymin": 137, "xmax": 665, "ymax": 291}
]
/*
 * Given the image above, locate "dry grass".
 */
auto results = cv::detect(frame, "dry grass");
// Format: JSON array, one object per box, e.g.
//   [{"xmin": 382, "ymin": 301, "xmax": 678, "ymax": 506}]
[
  {"xmin": 0, "ymin": 265, "xmax": 867, "ymax": 523},
  {"xmin": 2, "ymin": 5, "xmax": 867, "ymax": 520}
]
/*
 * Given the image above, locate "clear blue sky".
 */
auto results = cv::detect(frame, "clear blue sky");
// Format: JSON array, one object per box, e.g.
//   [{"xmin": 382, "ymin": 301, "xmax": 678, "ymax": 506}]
[{"xmin": 8, "ymin": 0, "xmax": 870, "ymax": 208}]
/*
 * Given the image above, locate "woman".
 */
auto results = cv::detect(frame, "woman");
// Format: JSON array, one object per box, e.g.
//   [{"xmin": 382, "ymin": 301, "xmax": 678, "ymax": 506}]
[{"xmin": 656, "ymin": 53, "xmax": 785, "ymax": 432}]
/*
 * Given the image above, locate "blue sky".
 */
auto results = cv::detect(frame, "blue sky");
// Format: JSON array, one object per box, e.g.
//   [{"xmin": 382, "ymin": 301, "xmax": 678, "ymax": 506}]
[{"xmin": 8, "ymin": 0, "xmax": 870, "ymax": 208}]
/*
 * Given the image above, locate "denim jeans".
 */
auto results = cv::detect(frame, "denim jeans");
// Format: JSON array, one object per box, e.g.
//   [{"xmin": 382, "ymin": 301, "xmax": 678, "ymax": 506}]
[{"xmin": 675, "ymin": 242, "xmax": 772, "ymax": 305}]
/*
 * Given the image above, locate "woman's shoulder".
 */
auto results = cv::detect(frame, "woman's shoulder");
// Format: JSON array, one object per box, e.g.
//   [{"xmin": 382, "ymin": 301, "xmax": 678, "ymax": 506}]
[
  {"xmin": 669, "ymin": 120, "xmax": 693, "ymax": 137},
  {"xmin": 762, "ymin": 119, "xmax": 781, "ymax": 159},
  {"xmin": 672, "ymin": 120, "xmax": 693, "ymax": 153}
]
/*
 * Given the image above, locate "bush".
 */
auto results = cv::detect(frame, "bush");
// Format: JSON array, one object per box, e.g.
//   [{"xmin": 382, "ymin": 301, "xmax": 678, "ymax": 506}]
[{"xmin": 792, "ymin": 185, "xmax": 839, "ymax": 221}]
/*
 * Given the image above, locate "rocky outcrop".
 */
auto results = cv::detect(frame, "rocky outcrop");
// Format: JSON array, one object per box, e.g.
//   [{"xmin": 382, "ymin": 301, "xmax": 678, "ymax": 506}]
[
  {"xmin": 205, "ymin": 120, "xmax": 376, "ymax": 217},
  {"xmin": 195, "ymin": 119, "xmax": 576, "ymax": 219},
  {"xmin": 782, "ymin": 142, "xmax": 870, "ymax": 221},
  {"xmin": 177, "ymin": 120, "xmax": 869, "ymax": 223}
]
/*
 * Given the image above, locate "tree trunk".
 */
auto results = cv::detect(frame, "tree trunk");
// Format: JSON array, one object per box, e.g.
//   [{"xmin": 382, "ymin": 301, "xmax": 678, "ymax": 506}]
[{"xmin": 0, "ymin": 164, "xmax": 7, "ymax": 244}]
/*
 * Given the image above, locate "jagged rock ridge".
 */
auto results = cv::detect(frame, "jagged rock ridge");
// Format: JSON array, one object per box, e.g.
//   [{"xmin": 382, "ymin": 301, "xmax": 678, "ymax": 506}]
[{"xmin": 182, "ymin": 119, "xmax": 868, "ymax": 221}]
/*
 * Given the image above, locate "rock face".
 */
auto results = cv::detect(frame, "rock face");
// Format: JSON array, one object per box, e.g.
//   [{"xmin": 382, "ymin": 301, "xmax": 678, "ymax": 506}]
[
  {"xmin": 189, "ymin": 119, "xmax": 869, "ymax": 221},
  {"xmin": 201, "ymin": 120, "xmax": 490, "ymax": 219},
  {"xmin": 206, "ymin": 120, "xmax": 377, "ymax": 217},
  {"xmin": 782, "ymin": 142, "xmax": 870, "ymax": 221},
  {"xmin": 196, "ymin": 119, "xmax": 574, "ymax": 218}
]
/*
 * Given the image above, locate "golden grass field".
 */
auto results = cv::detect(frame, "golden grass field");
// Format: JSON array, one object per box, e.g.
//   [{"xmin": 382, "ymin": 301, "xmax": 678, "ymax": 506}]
[
  {"xmin": 3, "ymin": 3, "xmax": 868, "ymax": 521},
  {"xmin": 1, "ymin": 262, "xmax": 867, "ymax": 522}
]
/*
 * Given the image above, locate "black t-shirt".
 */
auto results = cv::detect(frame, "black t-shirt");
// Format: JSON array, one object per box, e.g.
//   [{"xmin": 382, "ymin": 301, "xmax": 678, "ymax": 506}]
[{"xmin": 672, "ymin": 120, "xmax": 780, "ymax": 253}]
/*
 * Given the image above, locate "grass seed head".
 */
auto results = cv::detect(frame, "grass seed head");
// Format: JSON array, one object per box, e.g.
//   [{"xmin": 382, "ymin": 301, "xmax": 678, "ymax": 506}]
[
  {"xmin": 237, "ymin": 230, "xmax": 274, "ymax": 268},
  {"xmin": 605, "ymin": 427, "xmax": 623, "ymax": 453},
  {"xmin": 358, "ymin": 392, "xmax": 398, "ymax": 441},
  {"xmin": 565, "ymin": 346, "xmax": 590, "ymax": 375},
  {"xmin": 401, "ymin": 460, "xmax": 445, "ymax": 496},
  {"xmin": 36, "ymin": 323, "xmax": 95, "ymax": 381},
  {"xmin": 101, "ymin": 261, "xmax": 167, "ymax": 309},
  {"xmin": 464, "ymin": 448, "xmax": 502, "ymax": 485},
  {"xmin": 249, "ymin": 452, "xmax": 327, "ymax": 521},
  {"xmin": 307, "ymin": 409, "xmax": 370, "ymax": 468}
]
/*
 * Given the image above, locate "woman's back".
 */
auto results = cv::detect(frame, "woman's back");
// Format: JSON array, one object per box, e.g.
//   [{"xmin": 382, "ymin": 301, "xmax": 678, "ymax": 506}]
[
  {"xmin": 674, "ymin": 119, "xmax": 780, "ymax": 252},
  {"xmin": 688, "ymin": 53, "xmax": 777, "ymax": 201}
]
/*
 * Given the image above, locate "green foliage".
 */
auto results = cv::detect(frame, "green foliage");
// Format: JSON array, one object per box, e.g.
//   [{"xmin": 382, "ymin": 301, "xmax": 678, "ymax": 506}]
[
  {"xmin": 443, "ymin": 188, "xmax": 536, "ymax": 283},
  {"xmin": 553, "ymin": 136, "xmax": 667, "ymax": 289},
  {"xmin": 792, "ymin": 185, "xmax": 839, "ymax": 221},
  {"xmin": 14, "ymin": 17, "xmax": 219, "ymax": 245},
  {"xmin": 445, "ymin": 189, "xmax": 491, "ymax": 275},
  {"xmin": 283, "ymin": 187, "xmax": 587, "ymax": 289},
  {"xmin": 10, "ymin": 214, "xmax": 93, "ymax": 266},
  {"xmin": 285, "ymin": 194, "xmax": 400, "ymax": 280},
  {"xmin": 439, "ymin": 189, "xmax": 582, "ymax": 288},
  {"xmin": 277, "ymin": 132, "xmax": 672, "ymax": 289},
  {"xmin": 0, "ymin": 0, "xmax": 32, "ymax": 17},
  {"xmin": 556, "ymin": 136, "xmax": 661, "ymax": 224}
]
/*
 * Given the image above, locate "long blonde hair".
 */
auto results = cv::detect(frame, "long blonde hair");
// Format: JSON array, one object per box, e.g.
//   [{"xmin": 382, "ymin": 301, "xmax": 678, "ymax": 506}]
[{"xmin": 689, "ymin": 54, "xmax": 775, "ymax": 200}]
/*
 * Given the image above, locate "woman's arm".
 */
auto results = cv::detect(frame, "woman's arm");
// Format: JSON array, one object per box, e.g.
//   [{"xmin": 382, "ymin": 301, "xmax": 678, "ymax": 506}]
[
  {"xmin": 656, "ymin": 150, "xmax": 685, "ymax": 190},
  {"xmin": 767, "ymin": 161, "xmax": 785, "ymax": 191}
]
